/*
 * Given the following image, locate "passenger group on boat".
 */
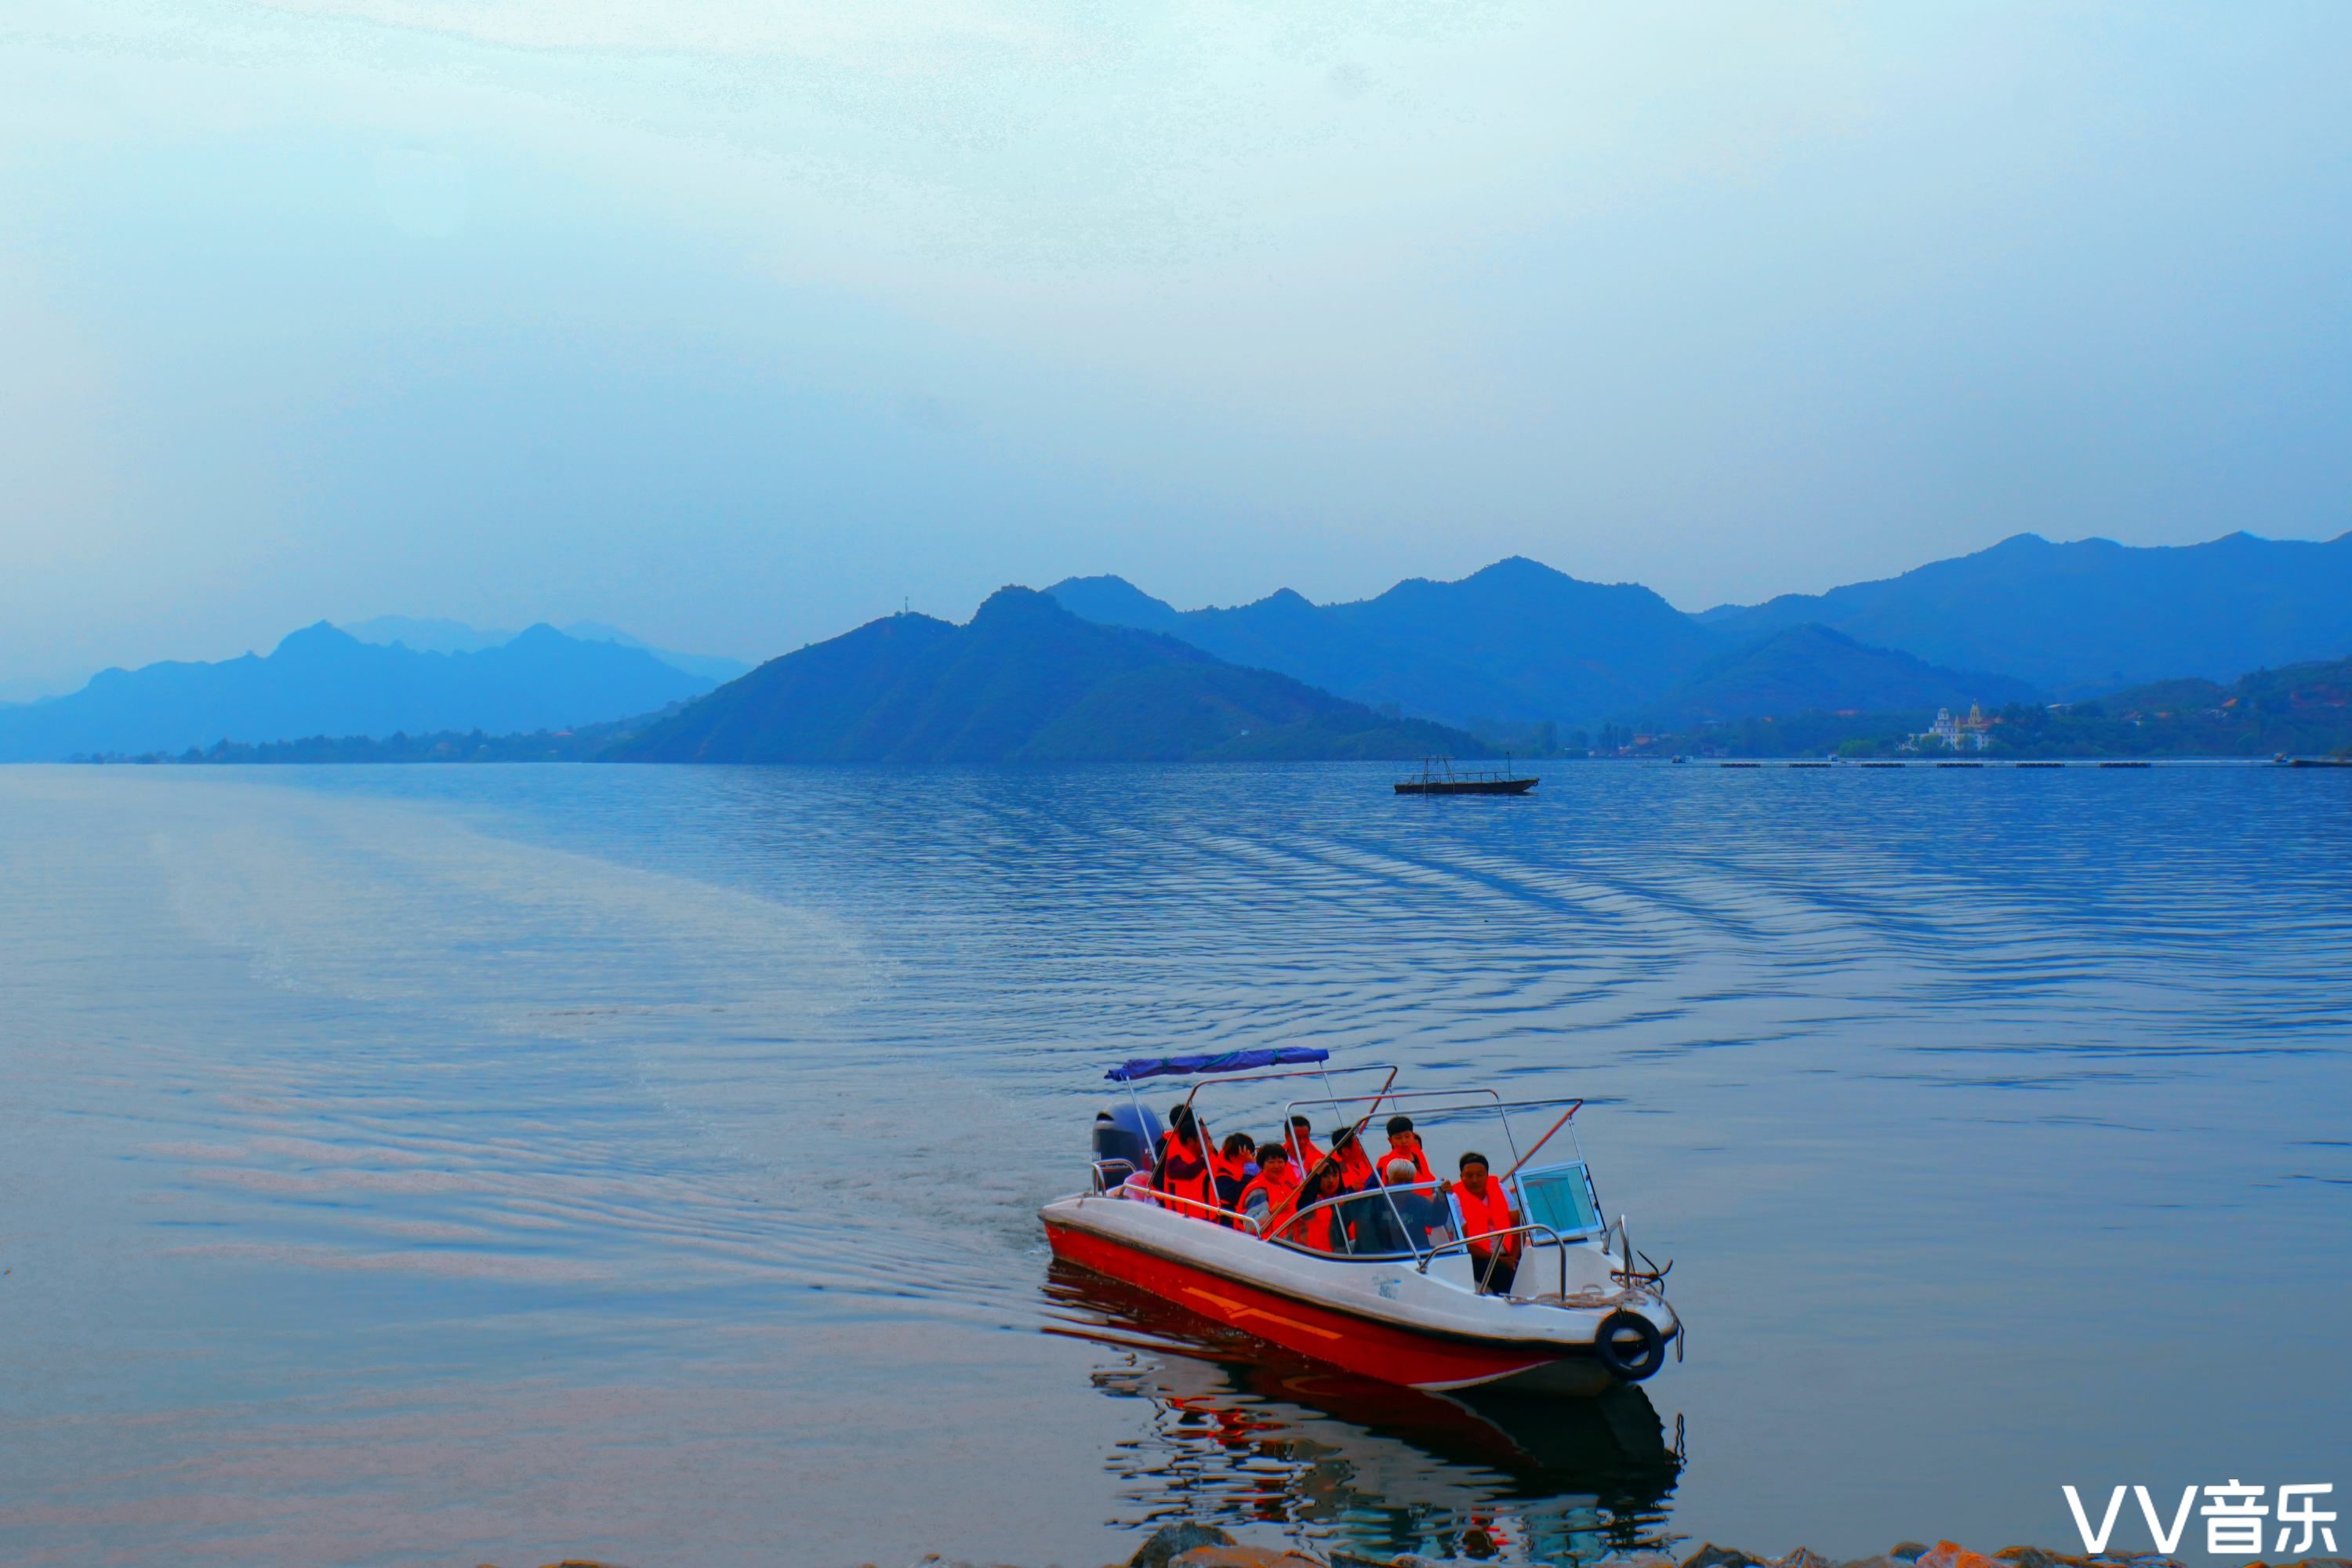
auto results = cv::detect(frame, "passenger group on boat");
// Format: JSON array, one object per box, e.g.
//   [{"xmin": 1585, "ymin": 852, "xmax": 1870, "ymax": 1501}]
[
  {"xmin": 1041, "ymin": 1047, "xmax": 1682, "ymax": 1391},
  {"xmin": 1122, "ymin": 1109, "xmax": 1530, "ymax": 1295}
]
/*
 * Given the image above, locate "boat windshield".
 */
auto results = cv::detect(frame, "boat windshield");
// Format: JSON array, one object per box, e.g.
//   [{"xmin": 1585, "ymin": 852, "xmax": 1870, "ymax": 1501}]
[
  {"xmin": 1108, "ymin": 1063, "xmax": 1595, "ymax": 1262},
  {"xmin": 1265, "ymin": 1181, "xmax": 1453, "ymax": 1258},
  {"xmin": 1515, "ymin": 1160, "xmax": 1604, "ymax": 1240}
]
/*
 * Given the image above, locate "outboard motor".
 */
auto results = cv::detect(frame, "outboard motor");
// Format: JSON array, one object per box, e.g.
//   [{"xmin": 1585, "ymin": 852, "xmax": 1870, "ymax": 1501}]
[{"xmin": 1091, "ymin": 1102, "xmax": 1163, "ymax": 1185}]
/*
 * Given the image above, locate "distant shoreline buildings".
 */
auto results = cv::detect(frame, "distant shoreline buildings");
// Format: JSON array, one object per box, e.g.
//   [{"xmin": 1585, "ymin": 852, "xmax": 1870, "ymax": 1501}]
[{"xmin": 1914, "ymin": 703, "xmax": 1994, "ymax": 753}]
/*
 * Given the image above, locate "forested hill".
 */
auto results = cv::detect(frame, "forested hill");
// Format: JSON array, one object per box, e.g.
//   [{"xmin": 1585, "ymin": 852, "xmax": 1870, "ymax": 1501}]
[
  {"xmin": 1603, "ymin": 653, "xmax": 2352, "ymax": 759},
  {"xmin": 1987, "ymin": 653, "xmax": 2352, "ymax": 757},
  {"xmin": 1651, "ymin": 625, "xmax": 2038, "ymax": 724},
  {"xmin": 605, "ymin": 586, "xmax": 1490, "ymax": 764}
]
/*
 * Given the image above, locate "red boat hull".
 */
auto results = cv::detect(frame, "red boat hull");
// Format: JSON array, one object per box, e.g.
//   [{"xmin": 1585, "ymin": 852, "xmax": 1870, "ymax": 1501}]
[{"xmin": 1045, "ymin": 1218, "xmax": 1574, "ymax": 1391}]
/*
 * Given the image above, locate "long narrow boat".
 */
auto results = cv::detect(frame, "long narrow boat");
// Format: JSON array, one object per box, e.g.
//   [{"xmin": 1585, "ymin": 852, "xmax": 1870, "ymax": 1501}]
[
  {"xmin": 1395, "ymin": 775, "xmax": 1539, "ymax": 796},
  {"xmin": 1393, "ymin": 757, "xmax": 1539, "ymax": 795},
  {"xmin": 1040, "ymin": 1049, "xmax": 1681, "ymax": 1395}
]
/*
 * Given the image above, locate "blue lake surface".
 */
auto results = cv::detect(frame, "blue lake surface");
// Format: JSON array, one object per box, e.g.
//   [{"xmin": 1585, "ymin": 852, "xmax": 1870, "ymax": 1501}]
[{"xmin": 2, "ymin": 762, "xmax": 2347, "ymax": 1567}]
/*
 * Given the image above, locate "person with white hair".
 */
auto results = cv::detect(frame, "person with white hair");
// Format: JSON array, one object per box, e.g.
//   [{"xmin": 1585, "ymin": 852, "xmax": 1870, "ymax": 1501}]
[{"xmin": 1381, "ymin": 1156, "xmax": 1450, "ymax": 1251}]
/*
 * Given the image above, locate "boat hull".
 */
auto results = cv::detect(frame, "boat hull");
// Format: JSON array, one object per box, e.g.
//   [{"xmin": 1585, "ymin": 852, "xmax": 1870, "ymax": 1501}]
[
  {"xmin": 1043, "ymin": 1197, "xmax": 1667, "ymax": 1395},
  {"xmin": 1394, "ymin": 778, "xmax": 1537, "ymax": 795}
]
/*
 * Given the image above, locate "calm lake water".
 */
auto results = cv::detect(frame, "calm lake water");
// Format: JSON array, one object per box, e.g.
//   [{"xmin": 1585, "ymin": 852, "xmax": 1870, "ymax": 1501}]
[{"xmin": 3, "ymin": 763, "xmax": 2347, "ymax": 1568}]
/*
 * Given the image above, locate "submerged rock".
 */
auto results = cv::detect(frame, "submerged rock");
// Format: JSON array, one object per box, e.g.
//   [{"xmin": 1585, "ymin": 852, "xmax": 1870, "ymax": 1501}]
[
  {"xmin": 873, "ymin": 1531, "xmax": 2352, "ymax": 1568},
  {"xmin": 1328, "ymin": 1552, "xmax": 1541, "ymax": 1568},
  {"xmin": 1918, "ymin": 1542, "xmax": 2003, "ymax": 1568},
  {"xmin": 1685, "ymin": 1547, "xmax": 1766, "ymax": 1568},
  {"xmin": 1131, "ymin": 1524, "xmax": 1237, "ymax": 1568},
  {"xmin": 1992, "ymin": 1548, "xmax": 2084, "ymax": 1568}
]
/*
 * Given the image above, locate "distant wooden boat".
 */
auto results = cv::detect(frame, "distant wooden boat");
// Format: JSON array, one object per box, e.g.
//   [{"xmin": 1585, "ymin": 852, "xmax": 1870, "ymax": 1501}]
[{"xmin": 1393, "ymin": 757, "xmax": 1538, "ymax": 795}]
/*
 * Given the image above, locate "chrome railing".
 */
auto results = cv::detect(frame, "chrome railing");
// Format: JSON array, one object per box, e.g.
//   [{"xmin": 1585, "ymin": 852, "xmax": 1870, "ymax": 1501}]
[
  {"xmin": 1258, "ymin": 1182, "xmax": 1436, "ymax": 1254},
  {"xmin": 1095, "ymin": 1168, "xmax": 1257, "ymax": 1228},
  {"xmin": 1412, "ymin": 1218, "xmax": 1573, "ymax": 1298},
  {"xmin": 1261, "ymin": 1185, "xmax": 1573, "ymax": 1292},
  {"xmin": 1095, "ymin": 1168, "xmax": 1606, "ymax": 1305}
]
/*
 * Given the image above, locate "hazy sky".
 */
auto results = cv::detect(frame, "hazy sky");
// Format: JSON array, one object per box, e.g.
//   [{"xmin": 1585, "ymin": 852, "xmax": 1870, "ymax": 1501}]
[{"xmin": 5, "ymin": 2, "xmax": 2349, "ymax": 695}]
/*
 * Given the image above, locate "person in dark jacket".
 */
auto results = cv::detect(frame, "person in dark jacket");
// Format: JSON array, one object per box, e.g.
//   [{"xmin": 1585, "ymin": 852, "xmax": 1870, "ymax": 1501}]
[
  {"xmin": 1211, "ymin": 1131, "xmax": 1258, "ymax": 1222},
  {"xmin": 1377, "ymin": 1156, "xmax": 1449, "ymax": 1251},
  {"xmin": 1345, "ymin": 1156, "xmax": 1426, "ymax": 1255}
]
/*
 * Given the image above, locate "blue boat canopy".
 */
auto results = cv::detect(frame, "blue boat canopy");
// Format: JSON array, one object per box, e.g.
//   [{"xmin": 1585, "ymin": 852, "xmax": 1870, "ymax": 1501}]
[{"xmin": 1105, "ymin": 1047, "xmax": 1330, "ymax": 1083}]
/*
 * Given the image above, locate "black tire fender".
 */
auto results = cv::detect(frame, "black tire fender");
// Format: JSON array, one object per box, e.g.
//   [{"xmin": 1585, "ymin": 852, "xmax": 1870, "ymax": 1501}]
[{"xmin": 1593, "ymin": 1308, "xmax": 1667, "ymax": 1381}]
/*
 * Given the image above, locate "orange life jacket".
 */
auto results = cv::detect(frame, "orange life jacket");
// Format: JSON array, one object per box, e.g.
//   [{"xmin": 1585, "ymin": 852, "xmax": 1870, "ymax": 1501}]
[
  {"xmin": 1237, "ymin": 1167, "xmax": 1300, "ymax": 1233},
  {"xmin": 1155, "ymin": 1129, "xmax": 1214, "ymax": 1218},
  {"xmin": 1288, "ymin": 1193, "xmax": 1340, "ymax": 1251},
  {"xmin": 1450, "ymin": 1176, "xmax": 1519, "ymax": 1254},
  {"xmin": 1382, "ymin": 1140, "xmax": 1435, "ymax": 1187},
  {"xmin": 1335, "ymin": 1140, "xmax": 1377, "ymax": 1191},
  {"xmin": 1207, "ymin": 1149, "xmax": 1253, "ymax": 1225},
  {"xmin": 1287, "ymin": 1129, "xmax": 1324, "ymax": 1168}
]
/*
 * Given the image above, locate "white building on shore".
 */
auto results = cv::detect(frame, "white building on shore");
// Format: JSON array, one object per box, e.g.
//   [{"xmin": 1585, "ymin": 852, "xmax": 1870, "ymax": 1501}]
[{"xmin": 1921, "ymin": 705, "xmax": 1993, "ymax": 751}]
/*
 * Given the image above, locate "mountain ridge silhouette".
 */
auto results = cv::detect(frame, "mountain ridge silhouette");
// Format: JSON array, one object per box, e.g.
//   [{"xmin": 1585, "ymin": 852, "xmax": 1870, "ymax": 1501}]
[
  {"xmin": 608, "ymin": 586, "xmax": 1492, "ymax": 764},
  {"xmin": 0, "ymin": 622, "xmax": 715, "ymax": 762}
]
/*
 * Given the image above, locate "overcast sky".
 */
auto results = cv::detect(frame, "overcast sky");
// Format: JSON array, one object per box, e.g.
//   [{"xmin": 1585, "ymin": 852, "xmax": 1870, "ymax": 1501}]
[{"xmin": 4, "ymin": 2, "xmax": 2348, "ymax": 695}]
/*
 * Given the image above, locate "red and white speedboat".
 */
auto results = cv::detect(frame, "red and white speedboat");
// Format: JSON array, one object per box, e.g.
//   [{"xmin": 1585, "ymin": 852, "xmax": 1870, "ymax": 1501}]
[{"xmin": 1040, "ymin": 1049, "xmax": 1682, "ymax": 1396}]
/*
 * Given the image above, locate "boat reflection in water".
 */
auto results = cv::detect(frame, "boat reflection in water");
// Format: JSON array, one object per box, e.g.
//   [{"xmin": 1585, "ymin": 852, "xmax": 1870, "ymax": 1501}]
[{"xmin": 1044, "ymin": 1261, "xmax": 1683, "ymax": 1564}]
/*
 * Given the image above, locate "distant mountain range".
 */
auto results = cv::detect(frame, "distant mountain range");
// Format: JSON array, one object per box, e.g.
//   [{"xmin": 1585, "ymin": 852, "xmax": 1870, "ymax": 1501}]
[
  {"xmin": 1046, "ymin": 560, "xmax": 2014, "ymax": 729},
  {"xmin": 1051, "ymin": 557, "xmax": 1717, "ymax": 728},
  {"xmin": 0, "ymin": 622, "xmax": 717, "ymax": 762},
  {"xmin": 609, "ymin": 586, "xmax": 1487, "ymax": 763},
  {"xmin": 1698, "ymin": 530, "xmax": 2352, "ymax": 698},
  {"xmin": 343, "ymin": 615, "xmax": 751, "ymax": 685},
  {"xmin": 1051, "ymin": 529, "xmax": 2352, "ymax": 728},
  {"xmin": 9, "ymin": 528, "xmax": 2347, "ymax": 767}
]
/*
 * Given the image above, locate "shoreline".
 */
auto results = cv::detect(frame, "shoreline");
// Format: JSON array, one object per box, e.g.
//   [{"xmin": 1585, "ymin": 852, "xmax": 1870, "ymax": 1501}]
[{"xmin": 799, "ymin": 1532, "xmax": 2352, "ymax": 1568}]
